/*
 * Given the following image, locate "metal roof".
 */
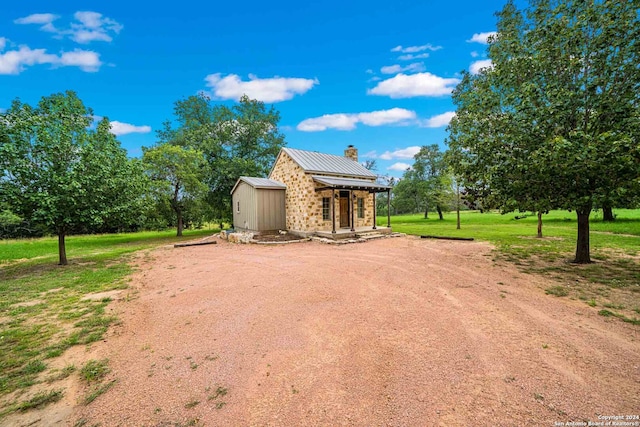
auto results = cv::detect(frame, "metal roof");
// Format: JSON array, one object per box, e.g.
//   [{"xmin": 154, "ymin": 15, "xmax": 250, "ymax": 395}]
[
  {"xmin": 281, "ymin": 147, "xmax": 377, "ymax": 179},
  {"xmin": 312, "ymin": 175, "xmax": 391, "ymax": 192},
  {"xmin": 231, "ymin": 176, "xmax": 286, "ymax": 194}
]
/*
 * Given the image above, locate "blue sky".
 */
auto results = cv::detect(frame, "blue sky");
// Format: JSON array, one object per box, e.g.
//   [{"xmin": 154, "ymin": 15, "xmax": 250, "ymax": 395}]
[{"xmin": 0, "ymin": 0, "xmax": 508, "ymax": 177}]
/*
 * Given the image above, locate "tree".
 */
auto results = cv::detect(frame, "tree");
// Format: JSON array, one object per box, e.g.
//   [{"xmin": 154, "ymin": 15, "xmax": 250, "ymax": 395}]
[
  {"xmin": 376, "ymin": 176, "xmax": 397, "ymax": 216},
  {"xmin": 363, "ymin": 159, "xmax": 377, "ymax": 171},
  {"xmin": 159, "ymin": 94, "xmax": 286, "ymax": 223},
  {"xmin": 392, "ymin": 177, "xmax": 422, "ymax": 214},
  {"xmin": 0, "ymin": 91, "xmax": 146, "ymax": 264},
  {"xmin": 409, "ymin": 145, "xmax": 452, "ymax": 220},
  {"xmin": 391, "ymin": 145, "xmax": 453, "ymax": 219},
  {"xmin": 447, "ymin": 0, "xmax": 640, "ymax": 263},
  {"xmin": 142, "ymin": 143, "xmax": 207, "ymax": 236}
]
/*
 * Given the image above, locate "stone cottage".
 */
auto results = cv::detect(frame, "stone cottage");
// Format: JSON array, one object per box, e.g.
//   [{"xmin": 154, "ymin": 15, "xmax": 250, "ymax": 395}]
[{"xmin": 231, "ymin": 145, "xmax": 391, "ymax": 238}]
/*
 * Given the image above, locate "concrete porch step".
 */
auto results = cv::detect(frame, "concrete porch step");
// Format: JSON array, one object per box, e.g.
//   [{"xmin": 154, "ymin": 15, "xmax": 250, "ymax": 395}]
[{"xmin": 355, "ymin": 232, "xmax": 387, "ymax": 240}]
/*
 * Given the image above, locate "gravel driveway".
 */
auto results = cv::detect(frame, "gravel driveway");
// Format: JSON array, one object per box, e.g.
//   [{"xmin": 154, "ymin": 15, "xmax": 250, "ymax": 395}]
[{"xmin": 68, "ymin": 236, "xmax": 639, "ymax": 426}]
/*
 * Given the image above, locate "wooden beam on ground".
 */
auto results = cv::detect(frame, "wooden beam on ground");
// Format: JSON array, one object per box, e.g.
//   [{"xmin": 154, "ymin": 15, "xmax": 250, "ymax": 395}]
[
  {"xmin": 420, "ymin": 235, "xmax": 474, "ymax": 241},
  {"xmin": 174, "ymin": 241, "xmax": 217, "ymax": 248}
]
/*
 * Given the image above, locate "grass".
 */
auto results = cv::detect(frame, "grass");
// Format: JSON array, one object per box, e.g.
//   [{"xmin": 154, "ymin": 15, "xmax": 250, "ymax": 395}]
[
  {"xmin": 80, "ymin": 359, "xmax": 110, "ymax": 383},
  {"xmin": 0, "ymin": 227, "xmax": 218, "ymax": 418},
  {"xmin": 383, "ymin": 209, "xmax": 640, "ymax": 324},
  {"xmin": 545, "ymin": 286, "xmax": 569, "ymax": 297},
  {"xmin": 83, "ymin": 379, "xmax": 116, "ymax": 405},
  {"xmin": 0, "ymin": 389, "xmax": 65, "ymax": 418},
  {"xmin": 184, "ymin": 399, "xmax": 200, "ymax": 409},
  {"xmin": 207, "ymin": 386, "xmax": 228, "ymax": 401}
]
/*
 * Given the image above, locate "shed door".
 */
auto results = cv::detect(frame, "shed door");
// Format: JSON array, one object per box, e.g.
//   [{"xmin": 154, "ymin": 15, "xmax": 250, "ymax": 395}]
[{"xmin": 339, "ymin": 193, "xmax": 349, "ymax": 227}]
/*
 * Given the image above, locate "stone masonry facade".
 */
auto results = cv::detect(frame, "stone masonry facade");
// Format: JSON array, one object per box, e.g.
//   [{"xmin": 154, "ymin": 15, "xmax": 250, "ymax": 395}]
[{"xmin": 268, "ymin": 151, "xmax": 375, "ymax": 234}]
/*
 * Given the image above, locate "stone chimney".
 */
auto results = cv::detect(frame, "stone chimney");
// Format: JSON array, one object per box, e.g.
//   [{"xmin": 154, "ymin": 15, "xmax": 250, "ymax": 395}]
[{"xmin": 344, "ymin": 145, "xmax": 358, "ymax": 162}]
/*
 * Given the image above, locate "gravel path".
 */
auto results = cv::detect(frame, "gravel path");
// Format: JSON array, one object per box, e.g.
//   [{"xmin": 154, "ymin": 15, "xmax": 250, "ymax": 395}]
[{"xmin": 68, "ymin": 236, "xmax": 639, "ymax": 426}]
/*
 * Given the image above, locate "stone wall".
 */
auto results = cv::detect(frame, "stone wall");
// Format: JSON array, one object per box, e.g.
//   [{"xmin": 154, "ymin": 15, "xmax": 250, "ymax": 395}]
[{"xmin": 269, "ymin": 151, "xmax": 376, "ymax": 233}]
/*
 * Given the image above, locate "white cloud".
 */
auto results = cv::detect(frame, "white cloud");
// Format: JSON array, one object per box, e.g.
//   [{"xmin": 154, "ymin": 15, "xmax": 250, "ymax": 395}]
[
  {"xmin": 205, "ymin": 73, "xmax": 318, "ymax": 103},
  {"xmin": 14, "ymin": 13, "xmax": 59, "ymax": 26},
  {"xmin": 380, "ymin": 62, "xmax": 425, "ymax": 74},
  {"xmin": 109, "ymin": 121, "xmax": 152, "ymax": 136},
  {"xmin": 420, "ymin": 111, "xmax": 456, "ymax": 128},
  {"xmin": 368, "ymin": 72, "xmax": 460, "ymax": 98},
  {"xmin": 15, "ymin": 11, "xmax": 122, "ymax": 44},
  {"xmin": 391, "ymin": 44, "xmax": 442, "ymax": 53},
  {"xmin": 0, "ymin": 46, "xmax": 57, "ymax": 74},
  {"xmin": 362, "ymin": 150, "xmax": 377, "ymax": 158},
  {"xmin": 0, "ymin": 37, "xmax": 6, "ymax": 51},
  {"xmin": 470, "ymin": 59, "xmax": 493, "ymax": 74},
  {"xmin": 14, "ymin": 13, "xmax": 59, "ymax": 34},
  {"xmin": 297, "ymin": 114, "xmax": 358, "ymax": 131},
  {"xmin": 379, "ymin": 146, "xmax": 421, "ymax": 160},
  {"xmin": 470, "ymin": 51, "xmax": 479, "ymax": 58},
  {"xmin": 387, "ymin": 162, "xmax": 412, "ymax": 171},
  {"xmin": 358, "ymin": 109, "xmax": 416, "ymax": 126},
  {"xmin": 297, "ymin": 108, "xmax": 415, "ymax": 132},
  {"xmin": 467, "ymin": 32, "xmax": 497, "ymax": 44},
  {"xmin": 70, "ymin": 11, "xmax": 123, "ymax": 43},
  {"xmin": 59, "ymin": 49, "xmax": 102, "ymax": 71},
  {"xmin": 0, "ymin": 45, "xmax": 102, "ymax": 74},
  {"xmin": 398, "ymin": 53, "xmax": 430, "ymax": 61}
]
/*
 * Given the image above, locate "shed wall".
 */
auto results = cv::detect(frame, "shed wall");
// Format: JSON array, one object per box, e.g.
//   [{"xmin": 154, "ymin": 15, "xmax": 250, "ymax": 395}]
[
  {"xmin": 257, "ymin": 189, "xmax": 286, "ymax": 231},
  {"xmin": 232, "ymin": 182, "xmax": 258, "ymax": 231}
]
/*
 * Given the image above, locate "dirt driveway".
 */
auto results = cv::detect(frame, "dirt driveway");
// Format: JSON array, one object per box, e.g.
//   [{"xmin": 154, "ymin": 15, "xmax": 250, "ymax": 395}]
[{"xmin": 62, "ymin": 236, "xmax": 640, "ymax": 426}]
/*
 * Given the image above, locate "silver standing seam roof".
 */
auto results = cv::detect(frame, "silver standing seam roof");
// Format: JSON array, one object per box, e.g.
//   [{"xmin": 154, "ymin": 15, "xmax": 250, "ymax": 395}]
[
  {"xmin": 230, "ymin": 176, "xmax": 286, "ymax": 194},
  {"xmin": 278, "ymin": 147, "xmax": 377, "ymax": 179}
]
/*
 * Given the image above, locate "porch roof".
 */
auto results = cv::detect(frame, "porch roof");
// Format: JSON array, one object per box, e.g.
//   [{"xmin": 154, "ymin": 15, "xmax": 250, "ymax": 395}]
[{"xmin": 312, "ymin": 175, "xmax": 391, "ymax": 192}]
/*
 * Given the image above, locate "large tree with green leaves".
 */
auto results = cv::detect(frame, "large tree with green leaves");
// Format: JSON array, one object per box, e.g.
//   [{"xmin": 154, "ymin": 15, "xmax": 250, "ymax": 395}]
[
  {"xmin": 409, "ymin": 145, "xmax": 452, "ymax": 220},
  {"xmin": 447, "ymin": 0, "xmax": 640, "ymax": 263},
  {"xmin": 0, "ymin": 91, "xmax": 147, "ymax": 264},
  {"xmin": 158, "ymin": 94, "xmax": 286, "ymax": 223},
  {"xmin": 142, "ymin": 143, "xmax": 207, "ymax": 236}
]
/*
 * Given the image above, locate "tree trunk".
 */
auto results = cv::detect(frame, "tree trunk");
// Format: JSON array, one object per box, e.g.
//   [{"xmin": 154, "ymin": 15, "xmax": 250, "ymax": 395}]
[
  {"xmin": 456, "ymin": 185, "xmax": 461, "ymax": 230},
  {"xmin": 177, "ymin": 209, "xmax": 183, "ymax": 237},
  {"xmin": 172, "ymin": 182, "xmax": 183, "ymax": 237},
  {"xmin": 437, "ymin": 205, "xmax": 443, "ymax": 220},
  {"xmin": 424, "ymin": 203, "xmax": 428, "ymax": 219},
  {"xmin": 602, "ymin": 204, "xmax": 614, "ymax": 221},
  {"xmin": 574, "ymin": 208, "xmax": 592, "ymax": 264},
  {"xmin": 58, "ymin": 231, "xmax": 68, "ymax": 265},
  {"xmin": 537, "ymin": 211, "xmax": 543, "ymax": 238}
]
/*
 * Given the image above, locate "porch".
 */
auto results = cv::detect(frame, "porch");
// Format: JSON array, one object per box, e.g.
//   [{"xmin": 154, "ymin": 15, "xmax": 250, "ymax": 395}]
[{"xmin": 312, "ymin": 175, "xmax": 392, "ymax": 235}]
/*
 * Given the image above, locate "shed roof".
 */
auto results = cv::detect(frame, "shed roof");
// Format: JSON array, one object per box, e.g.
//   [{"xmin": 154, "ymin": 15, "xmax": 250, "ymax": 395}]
[
  {"xmin": 312, "ymin": 176, "xmax": 391, "ymax": 192},
  {"xmin": 230, "ymin": 176, "xmax": 286, "ymax": 194},
  {"xmin": 275, "ymin": 147, "xmax": 377, "ymax": 179}
]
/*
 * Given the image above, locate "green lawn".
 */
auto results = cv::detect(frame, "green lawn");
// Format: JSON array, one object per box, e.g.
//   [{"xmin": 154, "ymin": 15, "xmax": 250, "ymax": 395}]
[
  {"xmin": 0, "ymin": 227, "xmax": 217, "ymax": 418},
  {"xmin": 383, "ymin": 209, "xmax": 640, "ymax": 253},
  {"xmin": 0, "ymin": 228, "xmax": 221, "ymax": 264},
  {"xmin": 382, "ymin": 209, "xmax": 640, "ymax": 324}
]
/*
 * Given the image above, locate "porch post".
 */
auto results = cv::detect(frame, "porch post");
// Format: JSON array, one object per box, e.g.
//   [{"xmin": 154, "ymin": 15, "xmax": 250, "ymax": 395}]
[
  {"xmin": 331, "ymin": 189, "xmax": 336, "ymax": 234},
  {"xmin": 372, "ymin": 192, "xmax": 377, "ymax": 229},
  {"xmin": 387, "ymin": 189, "xmax": 391, "ymax": 228},
  {"xmin": 350, "ymin": 191, "xmax": 355, "ymax": 232}
]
